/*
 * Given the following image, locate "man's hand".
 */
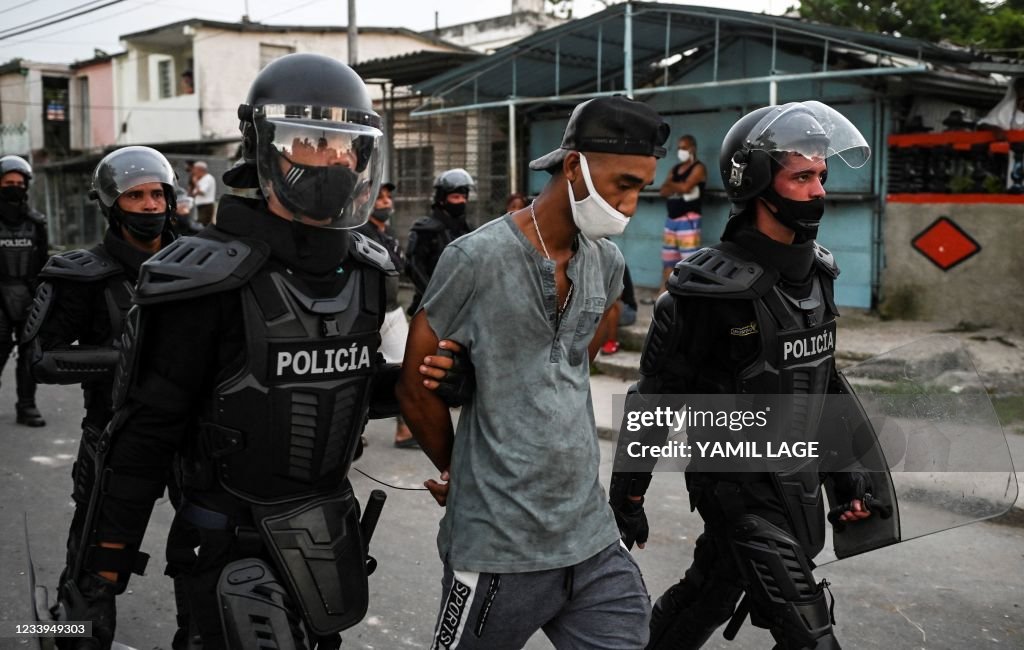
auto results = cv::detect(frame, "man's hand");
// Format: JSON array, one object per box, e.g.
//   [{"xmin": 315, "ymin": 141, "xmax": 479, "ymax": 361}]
[
  {"xmin": 611, "ymin": 495, "xmax": 649, "ymax": 550},
  {"xmin": 836, "ymin": 499, "xmax": 872, "ymax": 523},
  {"xmin": 418, "ymin": 340, "xmax": 474, "ymax": 406},
  {"xmin": 827, "ymin": 472, "xmax": 892, "ymax": 532},
  {"xmin": 424, "ymin": 469, "xmax": 450, "ymax": 507}
]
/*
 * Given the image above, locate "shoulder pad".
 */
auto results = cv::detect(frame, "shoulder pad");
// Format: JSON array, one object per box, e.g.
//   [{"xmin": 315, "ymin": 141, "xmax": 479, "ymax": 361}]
[
  {"xmin": 26, "ymin": 209, "xmax": 46, "ymax": 225},
  {"xmin": 410, "ymin": 216, "xmax": 444, "ymax": 232},
  {"xmin": 39, "ymin": 248, "xmax": 121, "ymax": 282},
  {"xmin": 349, "ymin": 231, "xmax": 397, "ymax": 276},
  {"xmin": 134, "ymin": 232, "xmax": 269, "ymax": 305},
  {"xmin": 667, "ymin": 246, "xmax": 776, "ymax": 299},
  {"xmin": 813, "ymin": 242, "xmax": 840, "ymax": 278}
]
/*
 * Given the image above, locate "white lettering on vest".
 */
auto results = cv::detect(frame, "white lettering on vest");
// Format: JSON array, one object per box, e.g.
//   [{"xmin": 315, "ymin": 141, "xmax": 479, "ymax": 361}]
[
  {"xmin": 782, "ymin": 329, "xmax": 835, "ymax": 361},
  {"xmin": 274, "ymin": 344, "xmax": 373, "ymax": 377}
]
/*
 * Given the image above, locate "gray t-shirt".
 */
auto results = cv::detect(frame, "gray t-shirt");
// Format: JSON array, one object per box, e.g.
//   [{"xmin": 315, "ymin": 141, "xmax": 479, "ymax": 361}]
[{"xmin": 421, "ymin": 213, "xmax": 624, "ymax": 573}]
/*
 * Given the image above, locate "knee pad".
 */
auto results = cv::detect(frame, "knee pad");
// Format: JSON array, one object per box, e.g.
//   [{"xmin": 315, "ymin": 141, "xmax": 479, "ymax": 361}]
[
  {"xmin": 729, "ymin": 515, "xmax": 835, "ymax": 649},
  {"xmin": 217, "ymin": 559, "xmax": 306, "ymax": 650}
]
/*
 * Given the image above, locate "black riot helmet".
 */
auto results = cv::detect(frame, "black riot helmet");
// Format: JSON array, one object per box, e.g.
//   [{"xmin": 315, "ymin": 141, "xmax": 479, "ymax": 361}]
[
  {"xmin": 720, "ymin": 101, "xmax": 871, "ymax": 205},
  {"xmin": 432, "ymin": 168, "xmax": 475, "ymax": 205},
  {"xmin": 0, "ymin": 155, "xmax": 33, "ymax": 188},
  {"xmin": 90, "ymin": 146, "xmax": 176, "ymax": 241},
  {"xmin": 237, "ymin": 53, "xmax": 383, "ymax": 229}
]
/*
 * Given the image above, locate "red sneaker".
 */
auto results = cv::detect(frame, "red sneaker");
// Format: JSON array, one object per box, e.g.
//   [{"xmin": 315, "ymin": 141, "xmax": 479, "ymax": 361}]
[{"xmin": 601, "ymin": 340, "xmax": 620, "ymax": 355}]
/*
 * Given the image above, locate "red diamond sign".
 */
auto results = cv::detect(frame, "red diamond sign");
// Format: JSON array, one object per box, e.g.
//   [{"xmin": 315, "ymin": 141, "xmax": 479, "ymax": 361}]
[{"xmin": 911, "ymin": 216, "xmax": 981, "ymax": 271}]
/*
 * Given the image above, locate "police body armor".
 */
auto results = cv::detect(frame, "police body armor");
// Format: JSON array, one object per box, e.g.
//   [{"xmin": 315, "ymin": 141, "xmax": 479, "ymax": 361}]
[
  {"xmin": 0, "ymin": 210, "xmax": 45, "ymax": 321},
  {"xmin": 132, "ymin": 229, "xmax": 395, "ymax": 638},
  {"xmin": 25, "ymin": 247, "xmax": 134, "ymax": 519},
  {"xmin": 669, "ymin": 241, "xmax": 840, "ymax": 555},
  {"xmin": 27, "ymin": 246, "xmax": 133, "ymax": 386},
  {"xmin": 405, "ymin": 210, "xmax": 469, "ymax": 295}
]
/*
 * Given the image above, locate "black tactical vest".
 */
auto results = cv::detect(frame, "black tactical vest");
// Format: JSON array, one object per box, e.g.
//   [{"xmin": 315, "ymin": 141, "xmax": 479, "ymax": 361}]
[
  {"xmin": 0, "ymin": 215, "xmax": 40, "ymax": 280},
  {"xmin": 669, "ymin": 241, "xmax": 841, "ymax": 553},
  {"xmin": 200, "ymin": 264, "xmax": 383, "ymax": 505}
]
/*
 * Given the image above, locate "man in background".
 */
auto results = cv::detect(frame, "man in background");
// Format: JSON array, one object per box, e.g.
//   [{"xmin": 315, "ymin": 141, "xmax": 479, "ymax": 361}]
[
  {"xmin": 190, "ymin": 160, "xmax": 217, "ymax": 225},
  {"xmin": 405, "ymin": 168, "xmax": 475, "ymax": 315}
]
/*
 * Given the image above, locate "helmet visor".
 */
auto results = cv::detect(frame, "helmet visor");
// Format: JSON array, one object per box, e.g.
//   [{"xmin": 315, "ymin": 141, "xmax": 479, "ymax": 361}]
[
  {"xmin": 745, "ymin": 101, "xmax": 871, "ymax": 170},
  {"xmin": 255, "ymin": 116, "xmax": 383, "ymax": 229}
]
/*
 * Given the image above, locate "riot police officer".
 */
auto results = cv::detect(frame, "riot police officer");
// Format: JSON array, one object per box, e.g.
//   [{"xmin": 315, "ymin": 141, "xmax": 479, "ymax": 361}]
[
  {"xmin": 24, "ymin": 146, "xmax": 201, "ymax": 649},
  {"xmin": 405, "ymin": 168, "xmax": 474, "ymax": 314},
  {"xmin": 50, "ymin": 53, "xmax": 399, "ymax": 650},
  {"xmin": 0, "ymin": 154, "xmax": 48, "ymax": 426},
  {"xmin": 610, "ymin": 101, "xmax": 878, "ymax": 649}
]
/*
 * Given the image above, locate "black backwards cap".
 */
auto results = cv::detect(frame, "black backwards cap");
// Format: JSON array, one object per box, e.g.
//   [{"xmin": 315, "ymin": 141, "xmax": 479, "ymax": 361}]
[{"xmin": 529, "ymin": 95, "xmax": 671, "ymax": 173}]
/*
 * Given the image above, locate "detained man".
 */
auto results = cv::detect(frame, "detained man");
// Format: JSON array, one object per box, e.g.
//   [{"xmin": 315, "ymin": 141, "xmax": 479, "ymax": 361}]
[{"xmin": 398, "ymin": 96, "xmax": 671, "ymax": 650}]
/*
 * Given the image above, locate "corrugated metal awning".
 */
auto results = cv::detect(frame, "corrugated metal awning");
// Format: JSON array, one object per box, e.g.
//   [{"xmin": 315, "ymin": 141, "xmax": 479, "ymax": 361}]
[{"xmin": 412, "ymin": 2, "xmax": 1008, "ymax": 116}]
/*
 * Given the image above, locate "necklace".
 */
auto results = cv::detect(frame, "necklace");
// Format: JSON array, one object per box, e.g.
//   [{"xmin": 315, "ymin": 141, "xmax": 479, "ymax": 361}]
[{"xmin": 530, "ymin": 202, "xmax": 573, "ymax": 315}]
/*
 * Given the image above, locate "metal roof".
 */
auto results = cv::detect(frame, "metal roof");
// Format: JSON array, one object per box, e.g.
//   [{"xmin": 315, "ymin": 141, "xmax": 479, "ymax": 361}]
[
  {"xmin": 412, "ymin": 2, "xmax": 1009, "ymax": 114},
  {"xmin": 120, "ymin": 18, "xmax": 467, "ymax": 52},
  {"xmin": 353, "ymin": 50, "xmax": 483, "ymax": 86}
]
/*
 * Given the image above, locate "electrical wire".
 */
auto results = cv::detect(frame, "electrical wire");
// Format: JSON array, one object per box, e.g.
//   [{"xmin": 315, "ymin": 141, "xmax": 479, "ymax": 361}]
[
  {"xmin": 353, "ymin": 467, "xmax": 429, "ymax": 491},
  {"xmin": 0, "ymin": 0, "xmax": 126, "ymax": 41},
  {"xmin": 0, "ymin": 0, "xmax": 109, "ymax": 36},
  {"xmin": 0, "ymin": 0, "xmax": 46, "ymax": 18}
]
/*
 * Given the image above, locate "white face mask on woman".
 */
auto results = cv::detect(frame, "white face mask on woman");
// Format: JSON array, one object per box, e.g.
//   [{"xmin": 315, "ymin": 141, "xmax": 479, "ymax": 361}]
[
  {"xmin": 567, "ymin": 153, "xmax": 630, "ymax": 240},
  {"xmin": 677, "ymin": 148, "xmax": 691, "ymax": 163}
]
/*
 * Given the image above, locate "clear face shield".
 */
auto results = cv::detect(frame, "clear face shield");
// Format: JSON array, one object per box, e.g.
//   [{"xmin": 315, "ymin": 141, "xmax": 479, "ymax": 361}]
[
  {"xmin": 745, "ymin": 100, "xmax": 871, "ymax": 172},
  {"xmin": 254, "ymin": 105, "xmax": 383, "ymax": 229}
]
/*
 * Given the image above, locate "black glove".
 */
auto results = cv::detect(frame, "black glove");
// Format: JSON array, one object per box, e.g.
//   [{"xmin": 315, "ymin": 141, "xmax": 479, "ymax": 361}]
[
  {"xmin": 54, "ymin": 573, "xmax": 117, "ymax": 650},
  {"xmin": 608, "ymin": 472, "xmax": 652, "ymax": 550},
  {"xmin": 610, "ymin": 497, "xmax": 649, "ymax": 550},
  {"xmin": 433, "ymin": 345, "xmax": 474, "ymax": 407}
]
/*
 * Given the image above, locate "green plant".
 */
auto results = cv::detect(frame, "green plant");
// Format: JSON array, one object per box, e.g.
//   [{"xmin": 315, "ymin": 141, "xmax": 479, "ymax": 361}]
[{"xmin": 948, "ymin": 175, "xmax": 974, "ymax": 193}]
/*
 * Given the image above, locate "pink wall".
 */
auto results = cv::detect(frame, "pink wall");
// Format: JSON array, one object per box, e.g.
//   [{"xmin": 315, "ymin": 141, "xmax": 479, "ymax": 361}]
[{"xmin": 76, "ymin": 60, "xmax": 116, "ymax": 148}]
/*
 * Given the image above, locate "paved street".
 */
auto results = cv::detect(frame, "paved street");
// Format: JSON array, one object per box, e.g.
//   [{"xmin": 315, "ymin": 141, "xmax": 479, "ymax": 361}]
[{"xmin": 1, "ymin": 364, "xmax": 1021, "ymax": 649}]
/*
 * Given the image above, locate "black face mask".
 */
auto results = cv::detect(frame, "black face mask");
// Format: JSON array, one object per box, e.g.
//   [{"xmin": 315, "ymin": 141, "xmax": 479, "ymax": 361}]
[
  {"xmin": 114, "ymin": 205, "xmax": 167, "ymax": 242},
  {"xmin": 444, "ymin": 202, "xmax": 467, "ymax": 219},
  {"xmin": 759, "ymin": 187, "xmax": 825, "ymax": 240},
  {"xmin": 371, "ymin": 207, "xmax": 394, "ymax": 222},
  {"xmin": 275, "ymin": 155, "xmax": 359, "ymax": 222},
  {"xmin": 0, "ymin": 186, "xmax": 27, "ymax": 205}
]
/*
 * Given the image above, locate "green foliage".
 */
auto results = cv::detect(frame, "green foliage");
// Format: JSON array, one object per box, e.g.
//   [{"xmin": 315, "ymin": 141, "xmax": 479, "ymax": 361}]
[{"xmin": 794, "ymin": 0, "xmax": 1024, "ymax": 52}]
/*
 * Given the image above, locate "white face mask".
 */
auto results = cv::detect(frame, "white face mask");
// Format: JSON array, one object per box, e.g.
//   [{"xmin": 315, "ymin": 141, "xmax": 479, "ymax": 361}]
[
  {"xmin": 567, "ymin": 153, "xmax": 630, "ymax": 240},
  {"xmin": 677, "ymin": 148, "xmax": 691, "ymax": 163}
]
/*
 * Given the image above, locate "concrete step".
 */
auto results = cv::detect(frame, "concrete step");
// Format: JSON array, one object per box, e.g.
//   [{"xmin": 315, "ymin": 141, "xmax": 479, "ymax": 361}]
[
  {"xmin": 592, "ymin": 350, "xmax": 642, "ymax": 381},
  {"xmin": 618, "ymin": 324, "xmax": 648, "ymax": 352}
]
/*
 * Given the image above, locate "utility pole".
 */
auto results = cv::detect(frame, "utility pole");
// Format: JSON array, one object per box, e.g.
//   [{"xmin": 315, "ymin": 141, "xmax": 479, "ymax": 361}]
[{"xmin": 348, "ymin": 0, "xmax": 358, "ymax": 65}]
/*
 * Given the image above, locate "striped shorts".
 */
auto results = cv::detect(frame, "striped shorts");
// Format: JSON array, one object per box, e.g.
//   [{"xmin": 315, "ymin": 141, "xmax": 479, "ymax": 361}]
[{"xmin": 662, "ymin": 212, "xmax": 702, "ymax": 268}]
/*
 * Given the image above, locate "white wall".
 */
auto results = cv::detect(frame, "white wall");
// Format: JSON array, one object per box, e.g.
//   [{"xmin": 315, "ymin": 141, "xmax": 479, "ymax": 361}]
[
  {"xmin": 0, "ymin": 71, "xmax": 31, "ymax": 154},
  {"xmin": 114, "ymin": 26, "xmax": 461, "ymax": 145},
  {"xmin": 114, "ymin": 46, "xmax": 201, "ymax": 145}
]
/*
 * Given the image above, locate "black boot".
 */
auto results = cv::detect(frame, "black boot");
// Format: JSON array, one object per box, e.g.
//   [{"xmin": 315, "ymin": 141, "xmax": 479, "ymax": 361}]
[{"xmin": 17, "ymin": 404, "xmax": 46, "ymax": 427}]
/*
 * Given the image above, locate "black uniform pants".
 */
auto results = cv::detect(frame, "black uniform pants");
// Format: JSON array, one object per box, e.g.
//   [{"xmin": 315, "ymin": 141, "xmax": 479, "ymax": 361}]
[
  {"xmin": 647, "ymin": 476, "xmax": 837, "ymax": 650},
  {"xmin": 0, "ymin": 309, "xmax": 37, "ymax": 408}
]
